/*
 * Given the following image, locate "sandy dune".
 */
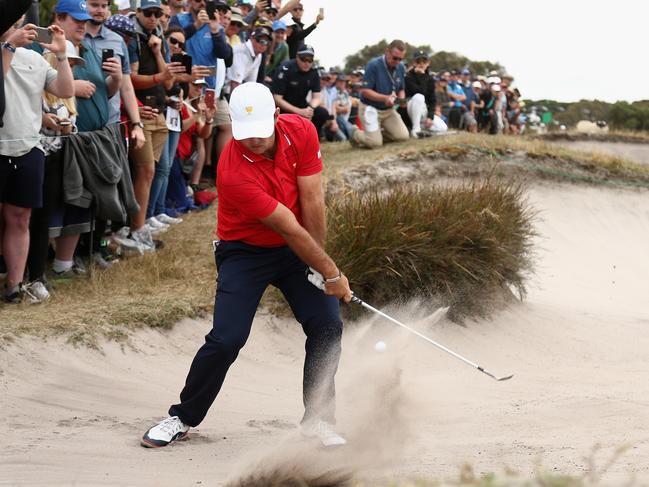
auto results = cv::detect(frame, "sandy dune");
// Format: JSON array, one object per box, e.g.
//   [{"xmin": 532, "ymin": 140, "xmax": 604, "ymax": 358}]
[{"xmin": 2, "ymin": 181, "xmax": 649, "ymax": 486}]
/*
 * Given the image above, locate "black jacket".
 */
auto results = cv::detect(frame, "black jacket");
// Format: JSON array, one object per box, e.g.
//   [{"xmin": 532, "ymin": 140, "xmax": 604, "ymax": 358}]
[
  {"xmin": 63, "ymin": 124, "xmax": 140, "ymax": 221},
  {"xmin": 286, "ymin": 18, "xmax": 317, "ymax": 59},
  {"xmin": 405, "ymin": 69, "xmax": 437, "ymax": 118}
]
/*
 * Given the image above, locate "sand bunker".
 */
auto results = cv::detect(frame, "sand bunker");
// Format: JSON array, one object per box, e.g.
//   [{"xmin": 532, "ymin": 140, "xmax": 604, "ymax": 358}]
[{"xmin": 2, "ymin": 181, "xmax": 649, "ymax": 486}]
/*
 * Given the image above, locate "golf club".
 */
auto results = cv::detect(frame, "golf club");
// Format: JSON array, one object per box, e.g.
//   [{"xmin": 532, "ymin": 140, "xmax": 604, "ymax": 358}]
[
  {"xmin": 350, "ymin": 295, "xmax": 513, "ymax": 381},
  {"xmin": 306, "ymin": 268, "xmax": 513, "ymax": 381}
]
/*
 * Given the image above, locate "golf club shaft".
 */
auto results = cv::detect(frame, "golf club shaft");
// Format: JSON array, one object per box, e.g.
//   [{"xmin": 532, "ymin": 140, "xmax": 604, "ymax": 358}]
[{"xmin": 351, "ymin": 295, "xmax": 510, "ymax": 381}]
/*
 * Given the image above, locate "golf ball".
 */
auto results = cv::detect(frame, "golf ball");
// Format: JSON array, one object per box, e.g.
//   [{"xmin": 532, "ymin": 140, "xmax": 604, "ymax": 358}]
[{"xmin": 374, "ymin": 341, "xmax": 387, "ymax": 352}]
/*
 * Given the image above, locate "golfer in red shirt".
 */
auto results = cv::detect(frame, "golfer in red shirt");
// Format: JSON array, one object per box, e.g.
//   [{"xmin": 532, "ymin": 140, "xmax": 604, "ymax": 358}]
[{"xmin": 142, "ymin": 82, "xmax": 352, "ymax": 449}]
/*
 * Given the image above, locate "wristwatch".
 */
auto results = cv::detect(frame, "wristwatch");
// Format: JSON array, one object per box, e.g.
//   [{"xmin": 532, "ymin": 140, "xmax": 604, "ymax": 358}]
[
  {"xmin": 131, "ymin": 121, "xmax": 145, "ymax": 129},
  {"xmin": 1, "ymin": 42, "xmax": 16, "ymax": 53}
]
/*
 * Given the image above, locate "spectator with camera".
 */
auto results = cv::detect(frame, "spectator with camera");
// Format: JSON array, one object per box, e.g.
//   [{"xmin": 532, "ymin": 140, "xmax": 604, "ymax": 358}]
[
  {"xmin": 286, "ymin": 2, "xmax": 323, "ymax": 59},
  {"xmin": 271, "ymin": 45, "xmax": 329, "ymax": 137},
  {"xmin": 172, "ymin": 0, "xmax": 233, "ymax": 174},
  {"xmin": 350, "ymin": 39, "xmax": 410, "ymax": 149},
  {"xmin": 1, "ymin": 16, "xmax": 74, "ymax": 302},
  {"xmin": 128, "ymin": 0, "xmax": 187, "ymax": 249},
  {"xmin": 404, "ymin": 49, "xmax": 436, "ymax": 138}
]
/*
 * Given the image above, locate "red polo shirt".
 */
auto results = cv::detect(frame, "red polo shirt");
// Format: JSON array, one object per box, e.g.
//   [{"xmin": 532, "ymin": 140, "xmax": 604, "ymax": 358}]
[{"xmin": 216, "ymin": 114, "xmax": 323, "ymax": 247}]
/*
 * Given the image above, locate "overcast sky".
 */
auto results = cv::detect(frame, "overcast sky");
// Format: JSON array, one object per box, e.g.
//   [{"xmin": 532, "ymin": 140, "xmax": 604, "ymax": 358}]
[{"xmin": 296, "ymin": 0, "xmax": 646, "ymax": 103}]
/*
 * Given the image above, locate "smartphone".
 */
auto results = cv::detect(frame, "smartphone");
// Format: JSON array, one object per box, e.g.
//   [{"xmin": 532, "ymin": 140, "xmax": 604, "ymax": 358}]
[
  {"xmin": 182, "ymin": 54, "xmax": 193, "ymax": 74},
  {"xmin": 205, "ymin": 65, "xmax": 217, "ymax": 77},
  {"xmin": 204, "ymin": 89, "xmax": 216, "ymax": 109},
  {"xmin": 206, "ymin": 0, "xmax": 217, "ymax": 20},
  {"xmin": 34, "ymin": 26, "xmax": 53, "ymax": 45},
  {"xmin": 171, "ymin": 53, "xmax": 184, "ymax": 65},
  {"xmin": 101, "ymin": 48, "xmax": 114, "ymax": 64},
  {"xmin": 318, "ymin": 7, "xmax": 324, "ymax": 16},
  {"xmin": 144, "ymin": 96, "xmax": 158, "ymax": 108}
]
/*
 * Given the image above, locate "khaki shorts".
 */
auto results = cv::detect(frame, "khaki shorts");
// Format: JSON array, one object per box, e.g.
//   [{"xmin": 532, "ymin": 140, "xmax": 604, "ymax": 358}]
[
  {"xmin": 129, "ymin": 114, "xmax": 168, "ymax": 166},
  {"xmin": 213, "ymin": 98, "xmax": 231, "ymax": 127}
]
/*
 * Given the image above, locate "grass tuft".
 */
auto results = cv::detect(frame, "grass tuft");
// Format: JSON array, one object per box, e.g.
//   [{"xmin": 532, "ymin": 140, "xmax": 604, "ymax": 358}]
[{"xmin": 326, "ymin": 181, "xmax": 536, "ymax": 320}]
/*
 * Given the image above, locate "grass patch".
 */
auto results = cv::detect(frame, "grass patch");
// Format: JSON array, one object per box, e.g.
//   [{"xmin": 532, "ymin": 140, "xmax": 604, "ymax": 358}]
[
  {"xmin": 0, "ymin": 209, "xmax": 218, "ymax": 344},
  {"xmin": 2, "ymin": 133, "xmax": 644, "ymax": 341},
  {"xmin": 327, "ymin": 182, "xmax": 535, "ymax": 320}
]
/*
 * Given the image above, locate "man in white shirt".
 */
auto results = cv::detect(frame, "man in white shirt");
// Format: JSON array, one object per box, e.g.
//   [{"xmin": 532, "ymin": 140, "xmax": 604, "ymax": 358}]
[
  {"xmin": 226, "ymin": 25, "xmax": 271, "ymax": 91},
  {"xmin": 0, "ymin": 19, "xmax": 74, "ymax": 303}
]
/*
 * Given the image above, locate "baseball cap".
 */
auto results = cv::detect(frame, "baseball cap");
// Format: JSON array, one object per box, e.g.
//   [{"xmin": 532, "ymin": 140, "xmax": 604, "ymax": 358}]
[
  {"xmin": 297, "ymin": 45, "xmax": 315, "ymax": 57},
  {"xmin": 139, "ymin": 0, "xmax": 161, "ymax": 10},
  {"xmin": 192, "ymin": 78, "xmax": 207, "ymax": 85},
  {"xmin": 54, "ymin": 0, "xmax": 93, "ymax": 21},
  {"xmin": 487, "ymin": 76, "xmax": 502, "ymax": 85},
  {"xmin": 462, "ymin": 68, "xmax": 471, "ymax": 75},
  {"xmin": 472, "ymin": 80, "xmax": 481, "ymax": 88},
  {"xmin": 491, "ymin": 84, "xmax": 501, "ymax": 92},
  {"xmin": 252, "ymin": 26, "xmax": 272, "ymax": 39},
  {"xmin": 413, "ymin": 49, "xmax": 429, "ymax": 60},
  {"xmin": 105, "ymin": 14, "xmax": 135, "ymax": 36},
  {"xmin": 272, "ymin": 20, "xmax": 287, "ymax": 31},
  {"xmin": 229, "ymin": 83, "xmax": 276, "ymax": 140}
]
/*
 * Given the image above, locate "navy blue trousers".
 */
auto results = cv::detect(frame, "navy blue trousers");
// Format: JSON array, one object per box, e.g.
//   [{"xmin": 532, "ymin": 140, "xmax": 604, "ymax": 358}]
[{"xmin": 169, "ymin": 240, "xmax": 343, "ymax": 427}]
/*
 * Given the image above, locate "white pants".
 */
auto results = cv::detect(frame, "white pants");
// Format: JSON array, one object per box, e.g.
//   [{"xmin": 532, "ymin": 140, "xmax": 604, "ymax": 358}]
[{"xmin": 407, "ymin": 93, "xmax": 427, "ymax": 133}]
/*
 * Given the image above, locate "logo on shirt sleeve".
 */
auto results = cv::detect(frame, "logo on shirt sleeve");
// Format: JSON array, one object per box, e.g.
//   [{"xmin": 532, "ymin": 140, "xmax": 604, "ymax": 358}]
[
  {"xmin": 246, "ymin": 106, "xmax": 253, "ymax": 115},
  {"xmin": 317, "ymin": 150, "xmax": 321, "ymax": 159}
]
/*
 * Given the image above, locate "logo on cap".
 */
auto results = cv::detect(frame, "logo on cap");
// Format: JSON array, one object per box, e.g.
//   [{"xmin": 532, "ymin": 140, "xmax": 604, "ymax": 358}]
[
  {"xmin": 80, "ymin": 1, "xmax": 87, "ymax": 9},
  {"xmin": 245, "ymin": 106, "xmax": 253, "ymax": 115}
]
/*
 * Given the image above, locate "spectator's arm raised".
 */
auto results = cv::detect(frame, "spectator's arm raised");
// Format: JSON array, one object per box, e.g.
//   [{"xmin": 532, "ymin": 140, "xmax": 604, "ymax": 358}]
[
  {"xmin": 38, "ymin": 25, "xmax": 74, "ymax": 99},
  {"xmin": 102, "ymin": 55, "xmax": 123, "ymax": 98}
]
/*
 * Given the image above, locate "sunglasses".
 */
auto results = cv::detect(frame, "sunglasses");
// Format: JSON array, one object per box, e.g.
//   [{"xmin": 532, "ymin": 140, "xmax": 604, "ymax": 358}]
[
  {"xmin": 390, "ymin": 54, "xmax": 404, "ymax": 62},
  {"xmin": 292, "ymin": 7, "xmax": 304, "ymax": 11},
  {"xmin": 255, "ymin": 37, "xmax": 270, "ymax": 46},
  {"xmin": 142, "ymin": 9, "xmax": 164, "ymax": 18},
  {"xmin": 298, "ymin": 56, "xmax": 314, "ymax": 63},
  {"xmin": 168, "ymin": 36, "xmax": 185, "ymax": 49}
]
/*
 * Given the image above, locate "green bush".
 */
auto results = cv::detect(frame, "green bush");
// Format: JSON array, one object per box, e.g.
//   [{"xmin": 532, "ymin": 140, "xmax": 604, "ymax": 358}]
[{"xmin": 326, "ymin": 182, "xmax": 536, "ymax": 320}]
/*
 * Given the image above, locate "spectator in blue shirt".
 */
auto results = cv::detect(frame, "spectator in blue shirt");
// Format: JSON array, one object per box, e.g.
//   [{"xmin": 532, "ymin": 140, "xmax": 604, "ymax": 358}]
[
  {"xmin": 446, "ymin": 70, "xmax": 466, "ymax": 129},
  {"xmin": 349, "ymin": 39, "xmax": 409, "ymax": 149}
]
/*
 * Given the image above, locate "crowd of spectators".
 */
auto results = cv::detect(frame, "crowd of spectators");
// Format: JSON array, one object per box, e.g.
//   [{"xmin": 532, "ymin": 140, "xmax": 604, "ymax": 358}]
[{"xmin": 0, "ymin": 0, "xmax": 525, "ymax": 305}]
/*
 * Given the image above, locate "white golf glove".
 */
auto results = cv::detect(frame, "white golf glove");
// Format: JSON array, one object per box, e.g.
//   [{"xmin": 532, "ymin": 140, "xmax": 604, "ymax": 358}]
[{"xmin": 306, "ymin": 267, "xmax": 326, "ymax": 291}]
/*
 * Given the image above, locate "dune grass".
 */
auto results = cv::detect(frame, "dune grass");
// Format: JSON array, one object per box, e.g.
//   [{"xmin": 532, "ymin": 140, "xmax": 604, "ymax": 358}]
[
  {"xmin": 327, "ymin": 182, "xmax": 535, "ymax": 320},
  {"xmin": 0, "ymin": 133, "xmax": 645, "ymax": 343}
]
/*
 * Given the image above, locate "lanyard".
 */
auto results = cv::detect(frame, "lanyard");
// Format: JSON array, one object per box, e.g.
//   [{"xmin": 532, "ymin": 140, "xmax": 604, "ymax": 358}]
[{"xmin": 382, "ymin": 56, "xmax": 400, "ymax": 94}]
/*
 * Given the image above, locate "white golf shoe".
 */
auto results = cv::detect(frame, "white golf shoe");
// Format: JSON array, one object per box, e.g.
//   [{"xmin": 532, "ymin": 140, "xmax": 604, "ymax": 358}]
[
  {"xmin": 141, "ymin": 416, "xmax": 190, "ymax": 448},
  {"xmin": 301, "ymin": 420, "xmax": 347, "ymax": 447}
]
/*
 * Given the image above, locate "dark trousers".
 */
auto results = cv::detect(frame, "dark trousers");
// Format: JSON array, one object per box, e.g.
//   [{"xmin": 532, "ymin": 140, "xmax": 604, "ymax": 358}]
[{"xmin": 169, "ymin": 240, "xmax": 344, "ymax": 427}]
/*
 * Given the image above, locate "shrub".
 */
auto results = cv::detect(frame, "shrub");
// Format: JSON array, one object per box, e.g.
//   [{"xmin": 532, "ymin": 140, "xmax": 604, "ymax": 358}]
[{"xmin": 326, "ymin": 181, "xmax": 536, "ymax": 320}]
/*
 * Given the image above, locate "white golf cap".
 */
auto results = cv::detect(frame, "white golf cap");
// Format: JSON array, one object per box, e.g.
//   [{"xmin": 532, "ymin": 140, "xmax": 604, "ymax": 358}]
[
  {"xmin": 44, "ymin": 40, "xmax": 85, "ymax": 67},
  {"xmin": 472, "ymin": 80, "xmax": 482, "ymax": 88},
  {"xmin": 229, "ymin": 83, "xmax": 276, "ymax": 140}
]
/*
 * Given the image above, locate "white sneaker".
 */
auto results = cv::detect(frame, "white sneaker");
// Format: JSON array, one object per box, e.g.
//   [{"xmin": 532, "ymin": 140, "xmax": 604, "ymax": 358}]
[
  {"xmin": 146, "ymin": 222, "xmax": 167, "ymax": 235},
  {"xmin": 24, "ymin": 280, "xmax": 50, "ymax": 303},
  {"xmin": 131, "ymin": 226, "xmax": 156, "ymax": 252},
  {"xmin": 156, "ymin": 213, "xmax": 183, "ymax": 225},
  {"xmin": 301, "ymin": 420, "xmax": 347, "ymax": 447},
  {"xmin": 147, "ymin": 216, "xmax": 170, "ymax": 230},
  {"xmin": 141, "ymin": 416, "xmax": 190, "ymax": 448}
]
